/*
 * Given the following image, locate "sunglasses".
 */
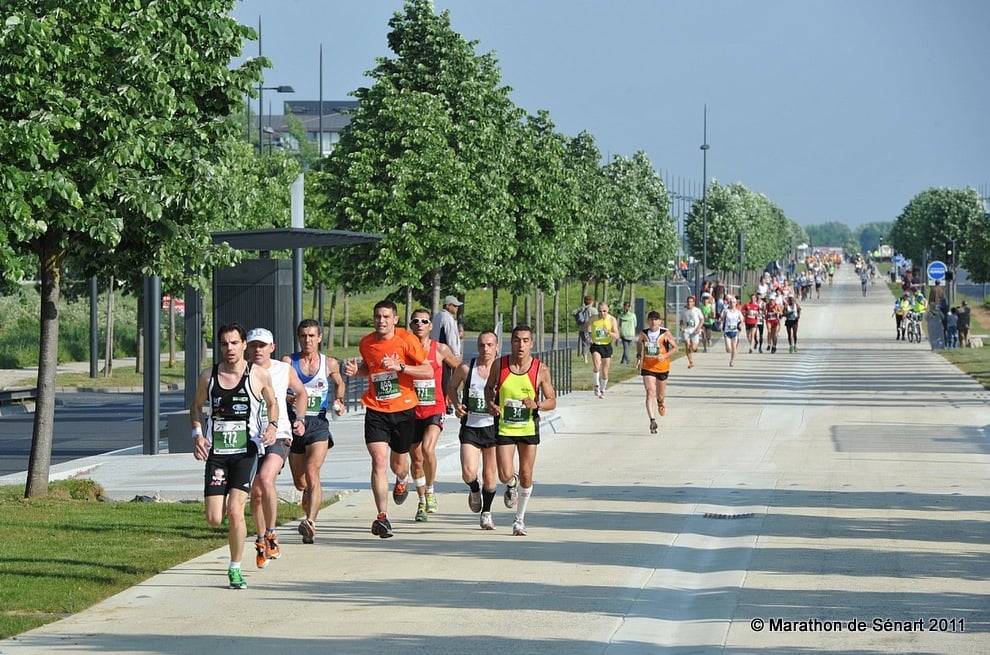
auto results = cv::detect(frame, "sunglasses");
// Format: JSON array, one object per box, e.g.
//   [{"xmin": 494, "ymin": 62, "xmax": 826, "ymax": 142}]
[{"xmin": 410, "ymin": 318, "xmax": 431, "ymax": 325}]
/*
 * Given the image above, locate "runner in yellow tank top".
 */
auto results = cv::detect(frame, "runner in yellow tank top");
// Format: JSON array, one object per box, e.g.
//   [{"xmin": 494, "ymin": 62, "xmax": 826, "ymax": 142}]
[
  {"xmin": 583, "ymin": 302, "xmax": 620, "ymax": 398},
  {"xmin": 485, "ymin": 325, "xmax": 557, "ymax": 536}
]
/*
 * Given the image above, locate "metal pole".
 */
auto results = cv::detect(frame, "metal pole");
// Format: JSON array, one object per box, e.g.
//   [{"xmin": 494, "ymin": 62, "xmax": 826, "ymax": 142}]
[
  {"xmin": 257, "ymin": 16, "xmax": 263, "ymax": 154},
  {"xmin": 89, "ymin": 276, "xmax": 99, "ymax": 378},
  {"xmin": 700, "ymin": 105, "xmax": 710, "ymax": 283},
  {"xmin": 143, "ymin": 275, "xmax": 161, "ymax": 455}
]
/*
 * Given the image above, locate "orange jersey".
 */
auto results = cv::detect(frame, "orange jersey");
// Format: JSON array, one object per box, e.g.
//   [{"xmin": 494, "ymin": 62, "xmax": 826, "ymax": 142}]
[
  {"xmin": 640, "ymin": 328, "xmax": 673, "ymax": 374},
  {"xmin": 358, "ymin": 328, "xmax": 428, "ymax": 413}
]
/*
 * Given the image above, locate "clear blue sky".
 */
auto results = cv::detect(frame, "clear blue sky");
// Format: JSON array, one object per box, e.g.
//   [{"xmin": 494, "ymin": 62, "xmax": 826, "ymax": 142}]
[{"xmin": 229, "ymin": 0, "xmax": 989, "ymax": 228}]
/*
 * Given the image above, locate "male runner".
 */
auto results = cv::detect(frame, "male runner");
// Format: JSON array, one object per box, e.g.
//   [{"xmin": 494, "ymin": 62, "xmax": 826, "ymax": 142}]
[
  {"xmin": 191, "ymin": 322, "xmax": 279, "ymax": 589},
  {"xmin": 448, "ymin": 330, "xmax": 500, "ymax": 529}
]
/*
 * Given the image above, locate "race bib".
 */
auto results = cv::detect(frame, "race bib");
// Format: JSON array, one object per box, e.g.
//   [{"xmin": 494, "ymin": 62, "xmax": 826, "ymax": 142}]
[
  {"xmin": 502, "ymin": 398, "xmax": 531, "ymax": 425},
  {"xmin": 212, "ymin": 419, "xmax": 248, "ymax": 455},
  {"xmin": 467, "ymin": 388, "xmax": 488, "ymax": 416},
  {"xmin": 645, "ymin": 343, "xmax": 660, "ymax": 357},
  {"xmin": 305, "ymin": 388, "xmax": 326, "ymax": 416},
  {"xmin": 372, "ymin": 371, "xmax": 400, "ymax": 401},
  {"xmin": 414, "ymin": 378, "xmax": 436, "ymax": 406}
]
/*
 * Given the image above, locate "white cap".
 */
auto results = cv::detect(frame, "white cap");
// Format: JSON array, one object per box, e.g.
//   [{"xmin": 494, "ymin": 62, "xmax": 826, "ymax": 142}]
[
  {"xmin": 246, "ymin": 327, "xmax": 274, "ymax": 344},
  {"xmin": 443, "ymin": 295, "xmax": 463, "ymax": 307}
]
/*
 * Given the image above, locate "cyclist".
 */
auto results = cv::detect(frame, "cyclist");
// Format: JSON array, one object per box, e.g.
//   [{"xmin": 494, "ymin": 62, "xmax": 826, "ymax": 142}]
[{"xmin": 893, "ymin": 293, "xmax": 911, "ymax": 340}]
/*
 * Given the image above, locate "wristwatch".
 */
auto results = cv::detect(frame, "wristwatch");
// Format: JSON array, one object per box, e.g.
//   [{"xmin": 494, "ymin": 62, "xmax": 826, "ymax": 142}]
[{"xmin": 399, "ymin": 363, "xmax": 406, "ymax": 373}]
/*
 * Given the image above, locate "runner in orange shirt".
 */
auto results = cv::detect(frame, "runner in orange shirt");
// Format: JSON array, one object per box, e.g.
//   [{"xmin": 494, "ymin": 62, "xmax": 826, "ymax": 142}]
[{"xmin": 344, "ymin": 300, "xmax": 432, "ymax": 538}]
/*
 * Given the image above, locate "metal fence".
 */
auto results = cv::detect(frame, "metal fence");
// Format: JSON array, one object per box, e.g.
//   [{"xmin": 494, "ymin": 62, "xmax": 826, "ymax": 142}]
[{"xmin": 339, "ymin": 347, "xmax": 573, "ymax": 413}]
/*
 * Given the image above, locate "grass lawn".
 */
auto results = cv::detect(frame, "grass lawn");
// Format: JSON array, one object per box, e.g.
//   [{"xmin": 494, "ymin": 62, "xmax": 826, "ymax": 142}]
[{"xmin": 0, "ymin": 479, "xmax": 304, "ymax": 639}]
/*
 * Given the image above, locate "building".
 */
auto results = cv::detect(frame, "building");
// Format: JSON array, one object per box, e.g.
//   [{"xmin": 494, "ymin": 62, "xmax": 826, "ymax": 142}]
[{"xmin": 262, "ymin": 100, "xmax": 358, "ymax": 156}]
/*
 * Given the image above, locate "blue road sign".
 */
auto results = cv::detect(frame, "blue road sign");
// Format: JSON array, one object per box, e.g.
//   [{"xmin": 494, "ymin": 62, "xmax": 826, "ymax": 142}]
[{"xmin": 927, "ymin": 260, "xmax": 947, "ymax": 281}]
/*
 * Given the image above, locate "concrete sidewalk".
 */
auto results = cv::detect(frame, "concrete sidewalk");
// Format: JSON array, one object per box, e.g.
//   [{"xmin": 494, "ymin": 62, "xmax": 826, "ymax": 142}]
[{"xmin": 2, "ymin": 270, "xmax": 988, "ymax": 654}]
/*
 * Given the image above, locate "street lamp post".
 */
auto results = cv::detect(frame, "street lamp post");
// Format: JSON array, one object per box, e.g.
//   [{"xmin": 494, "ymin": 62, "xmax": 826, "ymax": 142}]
[
  {"xmin": 700, "ymin": 105, "xmax": 710, "ymax": 284},
  {"xmin": 258, "ymin": 85, "xmax": 294, "ymax": 154}
]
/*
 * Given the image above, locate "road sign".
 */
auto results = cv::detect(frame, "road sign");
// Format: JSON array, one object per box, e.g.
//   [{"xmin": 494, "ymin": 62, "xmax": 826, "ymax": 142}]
[{"xmin": 927, "ymin": 260, "xmax": 947, "ymax": 282}]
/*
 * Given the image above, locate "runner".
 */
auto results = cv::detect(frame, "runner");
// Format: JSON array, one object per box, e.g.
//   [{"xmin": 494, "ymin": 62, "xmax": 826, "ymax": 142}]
[
  {"xmin": 447, "ymin": 330, "xmax": 501, "ymax": 530},
  {"xmin": 485, "ymin": 325, "xmax": 557, "ymax": 536},
  {"xmin": 742, "ymin": 293, "xmax": 761, "ymax": 353},
  {"xmin": 245, "ymin": 327, "xmax": 308, "ymax": 569},
  {"xmin": 408, "ymin": 308, "xmax": 461, "ymax": 521},
  {"xmin": 343, "ymin": 300, "xmax": 432, "ymax": 538},
  {"xmin": 784, "ymin": 295, "xmax": 802, "ymax": 353},
  {"xmin": 637, "ymin": 311, "xmax": 678, "ymax": 434},
  {"xmin": 720, "ymin": 296, "xmax": 744, "ymax": 366},
  {"xmin": 190, "ymin": 322, "xmax": 279, "ymax": 589},
  {"xmin": 764, "ymin": 292, "xmax": 782, "ymax": 354},
  {"xmin": 678, "ymin": 296, "xmax": 703, "ymax": 368},
  {"xmin": 584, "ymin": 302, "xmax": 620, "ymax": 398},
  {"xmin": 283, "ymin": 319, "xmax": 346, "ymax": 544}
]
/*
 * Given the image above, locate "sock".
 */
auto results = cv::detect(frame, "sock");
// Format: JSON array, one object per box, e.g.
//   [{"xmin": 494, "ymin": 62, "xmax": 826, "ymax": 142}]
[
  {"xmin": 515, "ymin": 485, "xmax": 533, "ymax": 521},
  {"xmin": 482, "ymin": 488, "xmax": 496, "ymax": 512},
  {"xmin": 594, "ymin": 371, "xmax": 600, "ymax": 387},
  {"xmin": 601, "ymin": 378, "xmax": 609, "ymax": 392},
  {"xmin": 418, "ymin": 494, "xmax": 426, "ymax": 504},
  {"xmin": 426, "ymin": 485, "xmax": 434, "ymax": 495},
  {"xmin": 468, "ymin": 478, "xmax": 481, "ymax": 493},
  {"xmin": 229, "ymin": 561, "xmax": 241, "ymax": 570}
]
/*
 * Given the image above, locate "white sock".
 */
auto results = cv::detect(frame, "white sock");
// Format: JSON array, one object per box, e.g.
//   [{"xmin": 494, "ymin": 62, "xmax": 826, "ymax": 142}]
[
  {"xmin": 515, "ymin": 485, "xmax": 533, "ymax": 521},
  {"xmin": 229, "ymin": 561, "xmax": 241, "ymax": 570},
  {"xmin": 594, "ymin": 372, "xmax": 601, "ymax": 387},
  {"xmin": 601, "ymin": 378, "xmax": 609, "ymax": 392}
]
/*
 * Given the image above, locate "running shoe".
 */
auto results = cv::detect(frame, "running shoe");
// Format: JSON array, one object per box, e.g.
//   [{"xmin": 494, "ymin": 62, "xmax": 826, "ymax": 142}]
[
  {"xmin": 425, "ymin": 492, "xmax": 438, "ymax": 513},
  {"xmin": 512, "ymin": 519, "xmax": 527, "ymax": 536},
  {"xmin": 228, "ymin": 567, "xmax": 247, "ymax": 589},
  {"xmin": 254, "ymin": 538, "xmax": 268, "ymax": 569},
  {"xmin": 658, "ymin": 404, "xmax": 666, "ymax": 417},
  {"xmin": 371, "ymin": 513, "xmax": 393, "ymax": 539},
  {"xmin": 649, "ymin": 419, "xmax": 658, "ymax": 434},
  {"xmin": 392, "ymin": 479, "xmax": 409, "ymax": 505},
  {"xmin": 415, "ymin": 502, "xmax": 428, "ymax": 522},
  {"xmin": 264, "ymin": 531, "xmax": 280, "ymax": 560},
  {"xmin": 594, "ymin": 385, "xmax": 600, "ymax": 398},
  {"xmin": 468, "ymin": 488, "xmax": 483, "ymax": 513},
  {"xmin": 480, "ymin": 512, "xmax": 495, "ymax": 530},
  {"xmin": 503, "ymin": 477, "xmax": 518, "ymax": 509},
  {"xmin": 298, "ymin": 518, "xmax": 316, "ymax": 544}
]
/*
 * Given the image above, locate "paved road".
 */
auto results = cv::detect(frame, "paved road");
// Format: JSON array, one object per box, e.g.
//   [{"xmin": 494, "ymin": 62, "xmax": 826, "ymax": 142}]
[
  {"xmin": 0, "ymin": 392, "xmax": 186, "ymax": 476},
  {"xmin": 2, "ymin": 268, "xmax": 988, "ymax": 654}
]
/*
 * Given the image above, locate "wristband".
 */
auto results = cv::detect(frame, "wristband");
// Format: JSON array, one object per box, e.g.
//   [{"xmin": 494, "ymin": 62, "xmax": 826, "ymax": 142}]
[
  {"xmin": 192, "ymin": 427, "xmax": 203, "ymax": 438},
  {"xmin": 268, "ymin": 420, "xmax": 278, "ymax": 428}
]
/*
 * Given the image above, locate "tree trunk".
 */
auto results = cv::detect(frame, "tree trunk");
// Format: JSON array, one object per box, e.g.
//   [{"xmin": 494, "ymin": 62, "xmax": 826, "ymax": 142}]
[
  {"xmin": 103, "ymin": 276, "xmax": 115, "ymax": 377},
  {"xmin": 25, "ymin": 237, "xmax": 64, "ymax": 498},
  {"xmin": 342, "ymin": 290, "xmax": 350, "ymax": 348},
  {"xmin": 491, "ymin": 286, "xmax": 500, "ymax": 341},
  {"xmin": 404, "ymin": 286, "xmax": 413, "ymax": 326},
  {"xmin": 551, "ymin": 282, "xmax": 560, "ymax": 350},
  {"xmin": 431, "ymin": 268, "xmax": 442, "ymax": 315},
  {"xmin": 328, "ymin": 286, "xmax": 337, "ymax": 349}
]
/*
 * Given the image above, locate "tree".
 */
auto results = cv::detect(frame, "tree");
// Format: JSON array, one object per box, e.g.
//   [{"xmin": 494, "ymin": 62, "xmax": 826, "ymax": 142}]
[
  {"xmin": 0, "ymin": 1, "xmax": 263, "ymax": 497},
  {"xmin": 889, "ymin": 187, "xmax": 983, "ymax": 272},
  {"xmin": 318, "ymin": 0, "xmax": 519, "ymax": 320}
]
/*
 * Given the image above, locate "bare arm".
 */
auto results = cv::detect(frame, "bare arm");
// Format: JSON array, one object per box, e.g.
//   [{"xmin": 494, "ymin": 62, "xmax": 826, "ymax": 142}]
[
  {"xmin": 252, "ymin": 366, "xmax": 279, "ymax": 447},
  {"xmin": 286, "ymin": 366, "xmax": 308, "ymax": 437},
  {"xmin": 446, "ymin": 361, "xmax": 470, "ymax": 418},
  {"xmin": 190, "ymin": 369, "xmax": 211, "ymax": 461},
  {"xmin": 535, "ymin": 362, "xmax": 556, "ymax": 412},
  {"xmin": 326, "ymin": 357, "xmax": 346, "ymax": 416}
]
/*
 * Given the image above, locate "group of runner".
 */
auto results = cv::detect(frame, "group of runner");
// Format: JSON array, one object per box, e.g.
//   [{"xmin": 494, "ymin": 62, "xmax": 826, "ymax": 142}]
[{"xmin": 190, "ymin": 300, "xmax": 557, "ymax": 589}]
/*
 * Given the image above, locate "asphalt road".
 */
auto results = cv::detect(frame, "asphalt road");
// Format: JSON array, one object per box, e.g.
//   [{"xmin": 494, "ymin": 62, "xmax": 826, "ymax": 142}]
[{"xmin": 0, "ymin": 391, "xmax": 185, "ymax": 477}]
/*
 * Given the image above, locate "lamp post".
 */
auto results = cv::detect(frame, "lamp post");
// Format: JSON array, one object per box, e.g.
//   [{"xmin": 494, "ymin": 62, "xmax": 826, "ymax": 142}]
[
  {"xmin": 258, "ymin": 85, "xmax": 294, "ymax": 154},
  {"xmin": 700, "ymin": 105, "xmax": 710, "ymax": 283}
]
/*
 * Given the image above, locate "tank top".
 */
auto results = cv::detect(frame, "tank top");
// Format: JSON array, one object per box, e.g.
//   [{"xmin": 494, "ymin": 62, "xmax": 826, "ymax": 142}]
[
  {"xmin": 641, "ymin": 328, "xmax": 671, "ymax": 374},
  {"xmin": 290, "ymin": 353, "xmax": 331, "ymax": 417},
  {"xmin": 259, "ymin": 360, "xmax": 291, "ymax": 438},
  {"xmin": 206, "ymin": 363, "xmax": 262, "ymax": 455},
  {"xmin": 591, "ymin": 316, "xmax": 613, "ymax": 345},
  {"xmin": 414, "ymin": 341, "xmax": 446, "ymax": 419},
  {"xmin": 495, "ymin": 356, "xmax": 540, "ymax": 437},
  {"xmin": 462, "ymin": 358, "xmax": 495, "ymax": 429}
]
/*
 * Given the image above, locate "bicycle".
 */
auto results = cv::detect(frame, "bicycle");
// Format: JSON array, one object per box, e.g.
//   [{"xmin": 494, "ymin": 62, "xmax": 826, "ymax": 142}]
[{"xmin": 904, "ymin": 312, "xmax": 922, "ymax": 343}]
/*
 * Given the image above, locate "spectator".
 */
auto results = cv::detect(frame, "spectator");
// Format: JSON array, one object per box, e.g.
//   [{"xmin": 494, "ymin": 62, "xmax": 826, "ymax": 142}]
[
  {"xmin": 617, "ymin": 301, "xmax": 637, "ymax": 364},
  {"xmin": 958, "ymin": 301, "xmax": 971, "ymax": 347}
]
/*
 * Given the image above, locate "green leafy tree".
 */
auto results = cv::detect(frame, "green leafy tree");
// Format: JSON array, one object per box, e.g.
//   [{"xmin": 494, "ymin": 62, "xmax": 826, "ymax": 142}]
[
  {"xmin": 806, "ymin": 221, "xmax": 854, "ymax": 251},
  {"xmin": 318, "ymin": 0, "xmax": 518, "ymax": 318},
  {"xmin": 0, "ymin": 0, "xmax": 262, "ymax": 497},
  {"xmin": 889, "ymin": 188, "xmax": 982, "ymax": 270}
]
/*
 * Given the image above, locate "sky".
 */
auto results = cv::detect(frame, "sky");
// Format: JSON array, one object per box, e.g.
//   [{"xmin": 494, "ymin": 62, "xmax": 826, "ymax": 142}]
[{"xmin": 229, "ymin": 0, "xmax": 990, "ymax": 228}]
